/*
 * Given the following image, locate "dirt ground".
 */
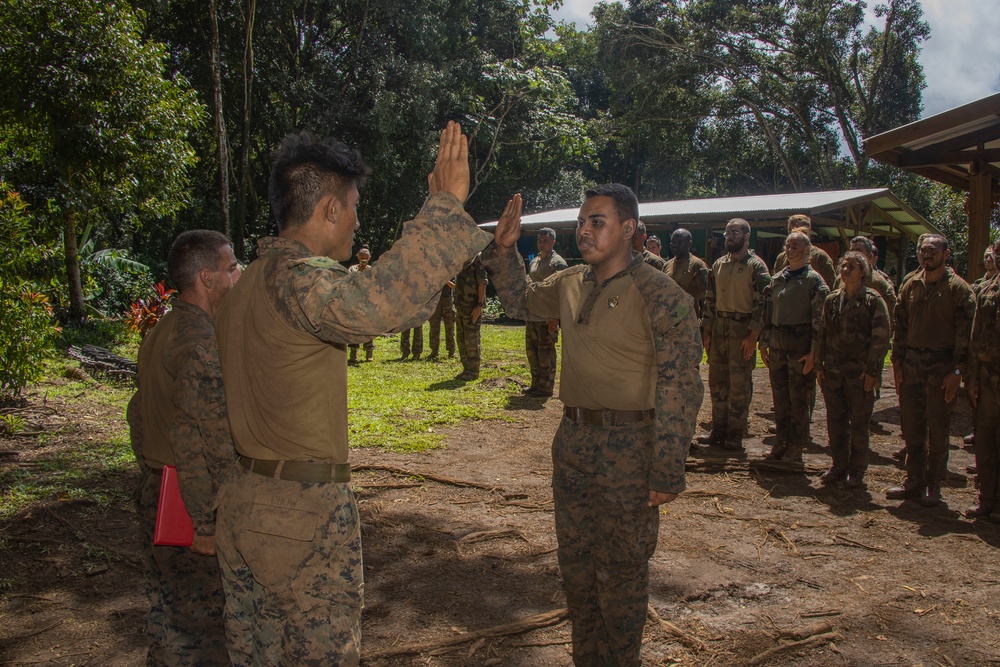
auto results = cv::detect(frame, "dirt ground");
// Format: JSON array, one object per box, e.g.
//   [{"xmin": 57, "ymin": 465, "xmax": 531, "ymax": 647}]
[{"xmin": 3, "ymin": 363, "xmax": 1000, "ymax": 666}]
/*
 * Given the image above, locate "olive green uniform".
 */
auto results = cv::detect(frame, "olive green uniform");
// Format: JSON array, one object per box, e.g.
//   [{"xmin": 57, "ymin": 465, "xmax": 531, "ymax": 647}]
[
  {"xmin": 664, "ymin": 254, "xmax": 710, "ymax": 324},
  {"xmin": 427, "ymin": 283, "xmax": 456, "ymax": 359},
  {"xmin": 526, "ymin": 250, "xmax": 569, "ymax": 394},
  {"xmin": 773, "ymin": 244, "xmax": 837, "ymax": 288},
  {"xmin": 970, "ymin": 275, "xmax": 1000, "ymax": 511},
  {"xmin": 454, "ymin": 256, "xmax": 488, "ymax": 378},
  {"xmin": 484, "ymin": 248, "xmax": 703, "ymax": 667},
  {"xmin": 215, "ymin": 193, "xmax": 490, "ymax": 666},
  {"xmin": 347, "ymin": 263, "xmax": 375, "ymax": 362},
  {"xmin": 640, "ymin": 247, "xmax": 667, "ymax": 271}
]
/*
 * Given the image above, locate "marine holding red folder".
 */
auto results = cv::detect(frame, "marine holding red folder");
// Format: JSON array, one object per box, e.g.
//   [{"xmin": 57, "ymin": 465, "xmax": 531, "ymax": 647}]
[{"xmin": 127, "ymin": 230, "xmax": 241, "ymax": 665}]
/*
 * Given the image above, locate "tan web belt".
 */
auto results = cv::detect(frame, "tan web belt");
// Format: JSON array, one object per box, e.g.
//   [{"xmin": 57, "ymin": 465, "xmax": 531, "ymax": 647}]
[
  {"xmin": 563, "ymin": 406, "xmax": 655, "ymax": 427},
  {"xmin": 239, "ymin": 456, "xmax": 351, "ymax": 483}
]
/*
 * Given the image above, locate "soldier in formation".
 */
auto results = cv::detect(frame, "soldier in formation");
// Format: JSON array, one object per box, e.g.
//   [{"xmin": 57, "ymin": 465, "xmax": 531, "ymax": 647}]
[
  {"xmin": 664, "ymin": 227, "xmax": 710, "ymax": 323},
  {"xmin": 454, "ymin": 254, "xmax": 488, "ymax": 381},
  {"xmin": 347, "ymin": 244, "xmax": 375, "ymax": 363},
  {"xmin": 524, "ymin": 227, "xmax": 568, "ymax": 397},
  {"xmin": 427, "ymin": 278, "xmax": 457, "ymax": 360}
]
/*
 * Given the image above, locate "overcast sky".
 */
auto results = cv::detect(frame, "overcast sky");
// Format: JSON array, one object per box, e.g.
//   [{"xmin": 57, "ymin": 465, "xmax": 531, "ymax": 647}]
[{"xmin": 551, "ymin": 0, "xmax": 1000, "ymax": 117}]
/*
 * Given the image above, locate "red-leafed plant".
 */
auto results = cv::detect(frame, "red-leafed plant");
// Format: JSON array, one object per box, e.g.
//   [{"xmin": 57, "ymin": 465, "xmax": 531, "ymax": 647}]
[{"xmin": 128, "ymin": 281, "xmax": 175, "ymax": 338}]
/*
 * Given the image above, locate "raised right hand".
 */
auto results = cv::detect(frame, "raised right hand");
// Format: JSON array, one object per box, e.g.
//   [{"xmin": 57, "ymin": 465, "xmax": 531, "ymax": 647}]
[
  {"xmin": 427, "ymin": 121, "xmax": 470, "ymax": 203},
  {"xmin": 495, "ymin": 194, "xmax": 523, "ymax": 250}
]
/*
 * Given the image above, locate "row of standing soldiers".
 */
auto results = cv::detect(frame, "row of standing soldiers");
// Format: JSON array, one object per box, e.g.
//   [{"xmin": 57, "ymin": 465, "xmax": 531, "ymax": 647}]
[{"xmin": 678, "ymin": 212, "xmax": 1000, "ymax": 518}]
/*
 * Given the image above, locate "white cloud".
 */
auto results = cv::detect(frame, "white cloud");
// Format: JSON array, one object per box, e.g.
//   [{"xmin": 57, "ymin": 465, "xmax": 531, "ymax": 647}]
[{"xmin": 547, "ymin": 0, "xmax": 1000, "ymax": 117}]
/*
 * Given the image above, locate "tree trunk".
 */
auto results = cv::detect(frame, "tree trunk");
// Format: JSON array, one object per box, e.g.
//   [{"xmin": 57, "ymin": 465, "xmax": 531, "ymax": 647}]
[
  {"xmin": 64, "ymin": 207, "xmax": 85, "ymax": 321},
  {"xmin": 233, "ymin": 0, "xmax": 256, "ymax": 260},
  {"xmin": 209, "ymin": 0, "xmax": 230, "ymax": 237}
]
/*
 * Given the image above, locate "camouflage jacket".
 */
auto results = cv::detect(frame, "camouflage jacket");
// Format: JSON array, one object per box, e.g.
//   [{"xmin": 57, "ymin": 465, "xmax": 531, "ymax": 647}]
[
  {"xmin": 640, "ymin": 248, "xmax": 667, "ymax": 272},
  {"xmin": 774, "ymin": 244, "xmax": 837, "ymax": 288},
  {"xmin": 454, "ymin": 255, "xmax": 488, "ymax": 310},
  {"xmin": 892, "ymin": 267, "xmax": 975, "ymax": 368},
  {"xmin": 833, "ymin": 269, "xmax": 896, "ymax": 332},
  {"xmin": 129, "ymin": 300, "xmax": 236, "ymax": 536},
  {"xmin": 761, "ymin": 266, "xmax": 830, "ymax": 352},
  {"xmin": 971, "ymin": 275, "xmax": 1000, "ymax": 375},
  {"xmin": 815, "ymin": 286, "xmax": 891, "ymax": 377},
  {"xmin": 664, "ymin": 254, "xmax": 710, "ymax": 324},
  {"xmin": 703, "ymin": 250, "xmax": 772, "ymax": 334},
  {"xmin": 482, "ymin": 245, "xmax": 703, "ymax": 495}
]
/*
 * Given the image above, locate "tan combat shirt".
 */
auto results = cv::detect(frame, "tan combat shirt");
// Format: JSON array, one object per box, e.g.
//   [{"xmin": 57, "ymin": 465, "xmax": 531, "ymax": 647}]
[
  {"xmin": 529, "ymin": 251, "xmax": 568, "ymax": 282},
  {"xmin": 664, "ymin": 254, "xmax": 709, "ymax": 323},
  {"xmin": 131, "ymin": 299, "xmax": 237, "ymax": 535},
  {"xmin": 892, "ymin": 267, "xmax": 975, "ymax": 368},
  {"xmin": 483, "ymin": 247, "xmax": 704, "ymax": 494},
  {"xmin": 216, "ymin": 193, "xmax": 491, "ymax": 463},
  {"xmin": 703, "ymin": 250, "xmax": 772, "ymax": 334}
]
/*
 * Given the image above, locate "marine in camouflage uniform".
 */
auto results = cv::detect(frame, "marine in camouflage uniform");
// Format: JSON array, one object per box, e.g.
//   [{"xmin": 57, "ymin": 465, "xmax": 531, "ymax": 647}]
[
  {"xmin": 966, "ymin": 240, "xmax": 1000, "ymax": 518},
  {"xmin": 664, "ymin": 228, "xmax": 710, "ymax": 323},
  {"xmin": 454, "ymin": 254, "xmax": 488, "ymax": 380},
  {"xmin": 700, "ymin": 218, "xmax": 772, "ymax": 451},
  {"xmin": 632, "ymin": 220, "xmax": 667, "ymax": 271},
  {"xmin": 525, "ymin": 228, "xmax": 569, "ymax": 397},
  {"xmin": 347, "ymin": 248, "xmax": 375, "ymax": 362},
  {"xmin": 485, "ymin": 187, "xmax": 703, "ymax": 667},
  {"xmin": 887, "ymin": 235, "xmax": 975, "ymax": 507},
  {"xmin": 214, "ymin": 127, "xmax": 491, "ymax": 666},
  {"xmin": 759, "ymin": 232, "xmax": 829, "ymax": 462},
  {"xmin": 399, "ymin": 324, "xmax": 424, "ymax": 359},
  {"xmin": 815, "ymin": 251, "xmax": 891, "ymax": 487},
  {"xmin": 427, "ymin": 281, "xmax": 456, "ymax": 359},
  {"xmin": 129, "ymin": 230, "xmax": 240, "ymax": 667}
]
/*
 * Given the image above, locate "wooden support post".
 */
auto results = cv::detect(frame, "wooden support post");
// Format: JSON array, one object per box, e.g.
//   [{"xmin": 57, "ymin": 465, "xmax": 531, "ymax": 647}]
[{"xmin": 968, "ymin": 168, "xmax": 992, "ymax": 281}]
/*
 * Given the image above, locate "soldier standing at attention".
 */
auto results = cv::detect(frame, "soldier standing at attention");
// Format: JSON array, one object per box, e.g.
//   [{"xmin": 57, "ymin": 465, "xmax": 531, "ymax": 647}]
[
  {"xmin": 632, "ymin": 220, "xmax": 667, "ymax": 271},
  {"xmin": 665, "ymin": 228, "xmax": 710, "ymax": 323},
  {"xmin": 485, "ymin": 186, "xmax": 703, "ymax": 667},
  {"xmin": 347, "ymin": 245, "xmax": 375, "ymax": 363},
  {"xmin": 698, "ymin": 218, "xmax": 772, "ymax": 451},
  {"xmin": 834, "ymin": 237, "xmax": 896, "ymax": 317},
  {"xmin": 426, "ymin": 278, "xmax": 457, "ymax": 360},
  {"xmin": 128, "ymin": 230, "xmax": 241, "ymax": 665},
  {"xmin": 524, "ymin": 227, "xmax": 568, "ymax": 397},
  {"xmin": 772, "ymin": 213, "xmax": 837, "ymax": 287},
  {"xmin": 886, "ymin": 234, "xmax": 975, "ymax": 508},
  {"xmin": 399, "ymin": 322, "xmax": 424, "ymax": 360},
  {"xmin": 966, "ymin": 238, "xmax": 1000, "ymax": 518},
  {"xmin": 454, "ymin": 254, "xmax": 488, "ymax": 381},
  {"xmin": 759, "ymin": 232, "xmax": 829, "ymax": 462},
  {"xmin": 214, "ymin": 123, "xmax": 491, "ymax": 665},
  {"xmin": 815, "ymin": 251, "xmax": 890, "ymax": 487}
]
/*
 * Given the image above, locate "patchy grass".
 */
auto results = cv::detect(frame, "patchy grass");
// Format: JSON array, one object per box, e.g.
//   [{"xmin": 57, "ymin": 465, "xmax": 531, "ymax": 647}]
[{"xmin": 349, "ymin": 323, "xmax": 537, "ymax": 452}]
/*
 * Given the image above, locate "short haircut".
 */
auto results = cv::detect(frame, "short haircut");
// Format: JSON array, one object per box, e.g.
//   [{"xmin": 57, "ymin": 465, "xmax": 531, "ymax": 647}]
[
  {"xmin": 920, "ymin": 234, "xmax": 949, "ymax": 250},
  {"xmin": 840, "ymin": 250, "xmax": 870, "ymax": 278},
  {"xmin": 584, "ymin": 183, "xmax": 640, "ymax": 226},
  {"xmin": 636, "ymin": 221, "xmax": 647, "ymax": 235},
  {"xmin": 537, "ymin": 228, "xmax": 556, "ymax": 239},
  {"xmin": 850, "ymin": 236, "xmax": 875, "ymax": 254},
  {"xmin": 787, "ymin": 214, "xmax": 812, "ymax": 232},
  {"xmin": 727, "ymin": 218, "xmax": 751, "ymax": 235},
  {"xmin": 168, "ymin": 230, "xmax": 232, "ymax": 294},
  {"xmin": 646, "ymin": 235, "xmax": 661, "ymax": 245},
  {"xmin": 785, "ymin": 230, "xmax": 812, "ymax": 247},
  {"xmin": 268, "ymin": 132, "xmax": 371, "ymax": 230}
]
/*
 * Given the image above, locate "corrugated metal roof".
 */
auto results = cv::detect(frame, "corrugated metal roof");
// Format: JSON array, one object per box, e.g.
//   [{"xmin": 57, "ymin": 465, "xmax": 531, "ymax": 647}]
[{"xmin": 479, "ymin": 188, "xmax": 940, "ymax": 240}]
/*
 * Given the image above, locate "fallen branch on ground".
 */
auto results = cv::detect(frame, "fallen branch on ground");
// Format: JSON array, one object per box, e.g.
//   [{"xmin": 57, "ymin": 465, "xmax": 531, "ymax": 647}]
[
  {"xmin": 647, "ymin": 605, "xmax": 707, "ymax": 651},
  {"xmin": 352, "ymin": 465, "xmax": 500, "ymax": 491},
  {"xmin": 833, "ymin": 533, "xmax": 887, "ymax": 552},
  {"xmin": 458, "ymin": 528, "xmax": 526, "ymax": 545},
  {"xmin": 800, "ymin": 609, "xmax": 842, "ymax": 618},
  {"xmin": 778, "ymin": 621, "xmax": 833, "ymax": 640},
  {"xmin": 362, "ymin": 608, "xmax": 570, "ymax": 660},
  {"xmin": 746, "ymin": 631, "xmax": 843, "ymax": 665}
]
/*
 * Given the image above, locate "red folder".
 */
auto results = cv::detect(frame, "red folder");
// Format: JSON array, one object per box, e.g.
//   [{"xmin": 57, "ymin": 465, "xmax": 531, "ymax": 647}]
[{"xmin": 153, "ymin": 465, "xmax": 194, "ymax": 547}]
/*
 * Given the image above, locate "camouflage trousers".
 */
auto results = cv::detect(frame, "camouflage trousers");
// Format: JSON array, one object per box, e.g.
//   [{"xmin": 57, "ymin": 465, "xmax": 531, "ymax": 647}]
[
  {"xmin": 215, "ymin": 466, "xmax": 363, "ymax": 667},
  {"xmin": 767, "ymin": 345, "xmax": 814, "ymax": 449},
  {"xmin": 525, "ymin": 321, "xmax": 559, "ymax": 394},
  {"xmin": 899, "ymin": 352, "xmax": 955, "ymax": 486},
  {"xmin": 820, "ymin": 370, "xmax": 875, "ymax": 473},
  {"xmin": 707, "ymin": 318, "xmax": 755, "ymax": 440},
  {"xmin": 348, "ymin": 340, "xmax": 374, "ymax": 362},
  {"xmin": 400, "ymin": 325, "xmax": 423, "ymax": 359},
  {"xmin": 974, "ymin": 366, "xmax": 1000, "ymax": 506},
  {"xmin": 455, "ymin": 307, "xmax": 481, "ymax": 375},
  {"xmin": 428, "ymin": 294, "xmax": 456, "ymax": 357},
  {"xmin": 137, "ymin": 469, "xmax": 228, "ymax": 667},
  {"xmin": 552, "ymin": 417, "xmax": 659, "ymax": 667}
]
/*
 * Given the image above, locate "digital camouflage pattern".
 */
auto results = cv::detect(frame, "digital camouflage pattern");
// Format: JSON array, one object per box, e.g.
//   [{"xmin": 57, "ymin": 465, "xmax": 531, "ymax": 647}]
[
  {"xmin": 773, "ymin": 244, "xmax": 837, "ymax": 288},
  {"xmin": 640, "ymin": 248, "xmax": 667, "ymax": 272},
  {"xmin": 526, "ymin": 250, "xmax": 569, "ymax": 394},
  {"xmin": 815, "ymin": 287, "xmax": 891, "ymax": 474},
  {"xmin": 664, "ymin": 254, "xmax": 710, "ymax": 323},
  {"xmin": 703, "ymin": 251, "xmax": 772, "ymax": 442},
  {"xmin": 970, "ymin": 275, "xmax": 1000, "ymax": 508},
  {"xmin": 893, "ymin": 268, "xmax": 975, "ymax": 487},
  {"xmin": 454, "ymin": 256, "xmax": 487, "ymax": 376},
  {"xmin": 427, "ymin": 284, "xmax": 455, "ymax": 358},
  {"xmin": 130, "ymin": 299, "xmax": 234, "ymax": 665},
  {"xmin": 347, "ymin": 263, "xmax": 375, "ymax": 361},
  {"xmin": 400, "ymin": 325, "xmax": 424, "ymax": 359},
  {"xmin": 215, "ymin": 191, "xmax": 492, "ymax": 665},
  {"xmin": 483, "ymin": 247, "xmax": 703, "ymax": 665}
]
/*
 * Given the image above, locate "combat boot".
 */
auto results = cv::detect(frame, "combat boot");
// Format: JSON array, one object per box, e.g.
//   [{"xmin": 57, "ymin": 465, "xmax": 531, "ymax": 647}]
[
  {"xmin": 366, "ymin": 349, "xmax": 374, "ymax": 362},
  {"xmin": 821, "ymin": 467, "xmax": 847, "ymax": 484},
  {"xmin": 781, "ymin": 444, "xmax": 803, "ymax": 462},
  {"xmin": 764, "ymin": 442, "xmax": 787, "ymax": 460},
  {"xmin": 696, "ymin": 432, "xmax": 724, "ymax": 447},
  {"xmin": 886, "ymin": 478, "xmax": 921, "ymax": 500},
  {"xmin": 920, "ymin": 484, "xmax": 943, "ymax": 507},
  {"xmin": 844, "ymin": 471, "xmax": 865, "ymax": 488},
  {"xmin": 965, "ymin": 499, "xmax": 995, "ymax": 519},
  {"xmin": 348, "ymin": 348, "xmax": 358, "ymax": 364}
]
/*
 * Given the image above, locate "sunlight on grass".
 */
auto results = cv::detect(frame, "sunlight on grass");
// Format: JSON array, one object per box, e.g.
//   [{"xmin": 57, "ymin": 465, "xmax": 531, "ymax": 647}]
[{"xmin": 349, "ymin": 324, "xmax": 542, "ymax": 452}]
